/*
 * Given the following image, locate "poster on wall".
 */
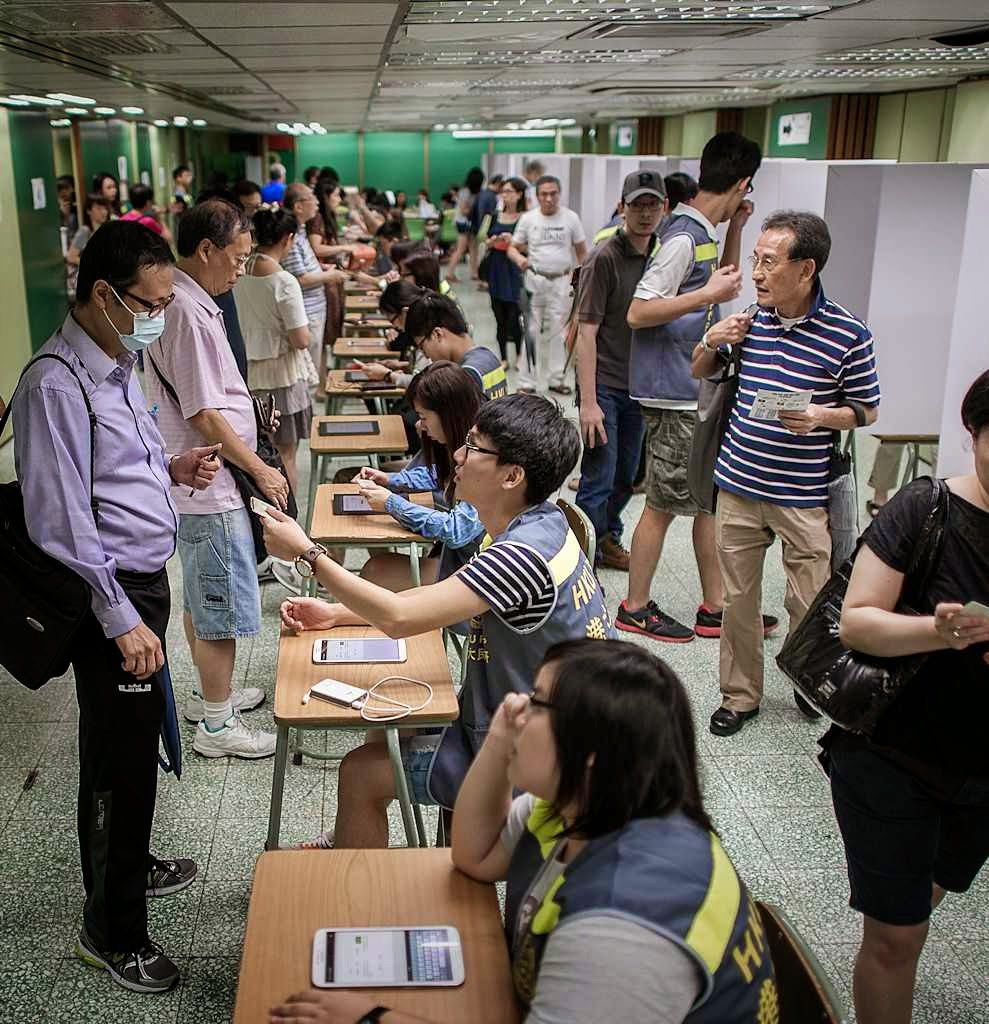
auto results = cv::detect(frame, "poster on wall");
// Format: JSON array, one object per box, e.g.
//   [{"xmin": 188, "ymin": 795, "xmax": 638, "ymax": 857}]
[
  {"xmin": 117, "ymin": 155, "xmax": 128, "ymax": 183},
  {"xmin": 778, "ymin": 112, "xmax": 812, "ymax": 147},
  {"xmin": 140, "ymin": 171, "xmax": 151, "ymax": 186},
  {"xmin": 31, "ymin": 177, "xmax": 46, "ymax": 210},
  {"xmin": 617, "ymin": 125, "xmax": 633, "ymax": 148}
]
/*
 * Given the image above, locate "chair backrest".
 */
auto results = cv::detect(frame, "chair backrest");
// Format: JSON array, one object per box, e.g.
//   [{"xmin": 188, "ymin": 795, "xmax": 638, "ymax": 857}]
[
  {"xmin": 405, "ymin": 216, "xmax": 425, "ymax": 241},
  {"xmin": 556, "ymin": 498, "xmax": 595, "ymax": 565},
  {"xmin": 756, "ymin": 902, "xmax": 847, "ymax": 1024},
  {"xmin": 439, "ymin": 208, "xmax": 458, "ymax": 243}
]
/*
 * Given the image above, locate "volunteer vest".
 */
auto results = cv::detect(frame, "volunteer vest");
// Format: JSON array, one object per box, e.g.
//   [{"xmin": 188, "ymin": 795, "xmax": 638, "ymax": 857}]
[
  {"xmin": 628, "ymin": 213, "xmax": 720, "ymax": 403},
  {"xmin": 425, "ymin": 503, "xmax": 612, "ymax": 808},
  {"xmin": 506, "ymin": 801, "xmax": 778, "ymax": 1022},
  {"xmin": 460, "ymin": 345, "xmax": 508, "ymax": 400}
]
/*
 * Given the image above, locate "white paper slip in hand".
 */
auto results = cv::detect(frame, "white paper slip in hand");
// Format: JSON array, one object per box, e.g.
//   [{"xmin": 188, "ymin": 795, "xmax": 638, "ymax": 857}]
[{"xmin": 749, "ymin": 389, "xmax": 813, "ymax": 421}]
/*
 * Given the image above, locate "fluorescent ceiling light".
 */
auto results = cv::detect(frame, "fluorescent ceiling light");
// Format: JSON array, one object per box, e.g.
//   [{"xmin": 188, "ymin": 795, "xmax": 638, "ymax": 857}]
[
  {"xmin": 432, "ymin": 123, "xmax": 443, "ymax": 130},
  {"xmin": 11, "ymin": 94, "xmax": 61, "ymax": 105},
  {"xmin": 153, "ymin": 119, "xmax": 169, "ymax": 127},
  {"xmin": 406, "ymin": 2, "xmax": 833, "ymax": 24},
  {"xmin": 64, "ymin": 107, "xmax": 89, "ymax": 115},
  {"xmin": 192, "ymin": 119, "xmax": 207, "ymax": 127},
  {"xmin": 172, "ymin": 116, "xmax": 189, "ymax": 126},
  {"xmin": 47, "ymin": 93, "xmax": 96, "ymax": 105},
  {"xmin": 0, "ymin": 97, "xmax": 31, "ymax": 106},
  {"xmin": 121, "ymin": 106, "xmax": 144, "ymax": 115},
  {"xmin": 49, "ymin": 118, "xmax": 71, "ymax": 127},
  {"xmin": 276, "ymin": 122, "xmax": 291, "ymax": 131},
  {"xmin": 453, "ymin": 129, "xmax": 555, "ymax": 139},
  {"xmin": 93, "ymin": 107, "xmax": 117, "ymax": 115}
]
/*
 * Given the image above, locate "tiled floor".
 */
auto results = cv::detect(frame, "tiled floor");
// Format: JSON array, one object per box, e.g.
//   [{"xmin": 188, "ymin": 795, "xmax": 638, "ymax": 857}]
[{"xmin": 0, "ymin": 282, "xmax": 983, "ymax": 1023}]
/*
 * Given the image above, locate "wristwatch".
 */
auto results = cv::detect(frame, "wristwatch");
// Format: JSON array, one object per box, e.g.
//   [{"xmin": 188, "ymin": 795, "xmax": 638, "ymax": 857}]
[
  {"xmin": 701, "ymin": 330, "xmax": 719, "ymax": 353},
  {"xmin": 356, "ymin": 1008, "xmax": 390, "ymax": 1024},
  {"xmin": 294, "ymin": 543, "xmax": 328, "ymax": 578}
]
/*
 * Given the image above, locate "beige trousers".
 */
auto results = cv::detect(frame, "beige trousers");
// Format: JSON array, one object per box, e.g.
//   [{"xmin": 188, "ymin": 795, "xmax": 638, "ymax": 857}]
[{"xmin": 715, "ymin": 489, "xmax": 832, "ymax": 711}]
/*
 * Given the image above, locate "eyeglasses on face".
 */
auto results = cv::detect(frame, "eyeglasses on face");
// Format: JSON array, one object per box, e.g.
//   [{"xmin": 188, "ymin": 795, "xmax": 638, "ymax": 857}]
[
  {"xmin": 463, "ymin": 432, "xmax": 499, "ymax": 457},
  {"xmin": 115, "ymin": 286, "xmax": 175, "ymax": 318},
  {"xmin": 748, "ymin": 254, "xmax": 797, "ymax": 274}
]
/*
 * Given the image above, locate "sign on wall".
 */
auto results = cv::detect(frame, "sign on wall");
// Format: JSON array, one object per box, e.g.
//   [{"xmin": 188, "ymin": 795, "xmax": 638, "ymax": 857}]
[
  {"xmin": 31, "ymin": 177, "xmax": 46, "ymax": 210},
  {"xmin": 778, "ymin": 112, "xmax": 812, "ymax": 147},
  {"xmin": 617, "ymin": 125, "xmax": 633, "ymax": 148}
]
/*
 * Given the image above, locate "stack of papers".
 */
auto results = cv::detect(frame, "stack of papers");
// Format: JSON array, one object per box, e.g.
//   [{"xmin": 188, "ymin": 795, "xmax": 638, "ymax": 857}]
[{"xmin": 748, "ymin": 389, "xmax": 813, "ymax": 421}]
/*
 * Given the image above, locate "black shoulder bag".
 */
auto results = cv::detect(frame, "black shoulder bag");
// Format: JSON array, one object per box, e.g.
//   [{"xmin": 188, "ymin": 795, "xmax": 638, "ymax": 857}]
[
  {"xmin": 145, "ymin": 352, "xmax": 298, "ymax": 563},
  {"xmin": 687, "ymin": 341, "xmax": 741, "ymax": 515},
  {"xmin": 0, "ymin": 355, "xmax": 100, "ymax": 689},
  {"xmin": 776, "ymin": 476, "xmax": 950, "ymax": 736}
]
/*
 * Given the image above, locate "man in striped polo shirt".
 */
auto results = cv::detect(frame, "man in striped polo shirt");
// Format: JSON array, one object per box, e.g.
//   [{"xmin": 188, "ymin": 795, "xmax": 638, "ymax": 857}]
[{"xmin": 693, "ymin": 211, "xmax": 880, "ymax": 737}]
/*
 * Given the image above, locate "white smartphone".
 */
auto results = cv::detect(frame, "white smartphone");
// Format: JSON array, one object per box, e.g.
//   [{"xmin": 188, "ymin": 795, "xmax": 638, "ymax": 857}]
[
  {"xmin": 249, "ymin": 496, "xmax": 277, "ymax": 517},
  {"xmin": 309, "ymin": 677, "xmax": 369, "ymax": 708},
  {"xmin": 961, "ymin": 600, "xmax": 989, "ymax": 621},
  {"xmin": 311, "ymin": 926, "xmax": 465, "ymax": 988},
  {"xmin": 312, "ymin": 637, "xmax": 407, "ymax": 664}
]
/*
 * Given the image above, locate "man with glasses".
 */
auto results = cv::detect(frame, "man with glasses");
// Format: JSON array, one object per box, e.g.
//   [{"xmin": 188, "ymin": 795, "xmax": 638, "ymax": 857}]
[
  {"xmin": 692, "ymin": 211, "xmax": 880, "ymax": 736},
  {"xmin": 617, "ymin": 132, "xmax": 773, "ymax": 647},
  {"xmin": 261, "ymin": 394, "xmax": 614, "ymax": 849},
  {"xmin": 146, "ymin": 199, "xmax": 278, "ymax": 759},
  {"xmin": 12, "ymin": 221, "xmax": 224, "ymax": 992},
  {"xmin": 508, "ymin": 174, "xmax": 587, "ymax": 395},
  {"xmin": 573, "ymin": 171, "xmax": 666, "ymax": 572}
]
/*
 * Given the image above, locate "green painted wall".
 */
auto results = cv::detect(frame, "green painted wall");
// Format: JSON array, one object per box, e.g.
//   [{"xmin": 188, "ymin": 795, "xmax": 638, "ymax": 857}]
[
  {"xmin": 560, "ymin": 128, "xmax": 582, "ymax": 154},
  {"xmin": 743, "ymin": 106, "xmax": 770, "ymax": 154},
  {"xmin": 609, "ymin": 121, "xmax": 637, "ymax": 155},
  {"xmin": 52, "ymin": 128, "xmax": 73, "ymax": 178},
  {"xmin": 899, "ymin": 89, "xmax": 950, "ymax": 163},
  {"xmin": 767, "ymin": 96, "xmax": 831, "ymax": 159},
  {"xmin": 947, "ymin": 79, "xmax": 989, "ymax": 162},
  {"xmin": 662, "ymin": 115, "xmax": 684, "ymax": 155},
  {"xmin": 873, "ymin": 93, "xmax": 906, "ymax": 160},
  {"xmin": 0, "ymin": 109, "xmax": 34, "ymax": 425},
  {"xmin": 493, "ymin": 135, "xmax": 555, "ymax": 154},
  {"xmin": 296, "ymin": 133, "xmax": 359, "ymax": 186},
  {"xmin": 428, "ymin": 133, "xmax": 486, "ymax": 197},
  {"xmin": 681, "ymin": 110, "xmax": 718, "ymax": 157},
  {"xmin": 9, "ymin": 112, "xmax": 65, "ymax": 351},
  {"xmin": 78, "ymin": 119, "xmax": 135, "ymax": 199},
  {"xmin": 136, "ymin": 124, "xmax": 153, "ymax": 186},
  {"xmin": 363, "ymin": 132, "xmax": 424, "ymax": 195}
]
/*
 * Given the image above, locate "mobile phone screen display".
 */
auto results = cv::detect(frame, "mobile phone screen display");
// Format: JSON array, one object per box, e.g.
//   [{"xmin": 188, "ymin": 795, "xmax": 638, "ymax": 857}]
[
  {"xmin": 325, "ymin": 929, "xmax": 454, "ymax": 985},
  {"xmin": 318, "ymin": 421, "xmax": 380, "ymax": 436},
  {"xmin": 344, "ymin": 371, "xmax": 369, "ymax": 382},
  {"xmin": 314, "ymin": 638, "xmax": 403, "ymax": 663},
  {"xmin": 340, "ymin": 494, "xmax": 372, "ymax": 513}
]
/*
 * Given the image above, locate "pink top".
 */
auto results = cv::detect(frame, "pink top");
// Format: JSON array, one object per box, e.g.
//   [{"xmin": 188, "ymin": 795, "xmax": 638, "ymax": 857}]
[
  {"xmin": 121, "ymin": 209, "xmax": 164, "ymax": 234},
  {"xmin": 145, "ymin": 268, "xmax": 257, "ymax": 516}
]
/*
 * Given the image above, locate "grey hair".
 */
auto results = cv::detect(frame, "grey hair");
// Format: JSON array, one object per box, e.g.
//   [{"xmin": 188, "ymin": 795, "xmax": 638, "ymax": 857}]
[{"xmin": 762, "ymin": 210, "xmax": 831, "ymax": 277}]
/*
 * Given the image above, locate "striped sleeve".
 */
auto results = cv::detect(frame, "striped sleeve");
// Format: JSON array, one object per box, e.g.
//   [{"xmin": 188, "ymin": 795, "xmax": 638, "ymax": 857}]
[{"xmin": 456, "ymin": 541, "xmax": 555, "ymax": 632}]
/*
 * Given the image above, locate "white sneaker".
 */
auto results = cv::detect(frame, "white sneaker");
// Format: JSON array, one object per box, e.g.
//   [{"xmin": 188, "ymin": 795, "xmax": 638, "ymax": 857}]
[
  {"xmin": 183, "ymin": 687, "xmax": 266, "ymax": 724},
  {"xmin": 269, "ymin": 558, "xmax": 306, "ymax": 595},
  {"xmin": 192, "ymin": 714, "xmax": 277, "ymax": 759},
  {"xmin": 292, "ymin": 828, "xmax": 335, "ymax": 850}
]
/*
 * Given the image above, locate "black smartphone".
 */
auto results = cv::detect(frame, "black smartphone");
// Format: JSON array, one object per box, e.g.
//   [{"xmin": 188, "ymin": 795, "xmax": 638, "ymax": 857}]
[
  {"xmin": 332, "ymin": 493, "xmax": 377, "ymax": 515},
  {"xmin": 318, "ymin": 421, "xmax": 381, "ymax": 437},
  {"xmin": 344, "ymin": 370, "xmax": 370, "ymax": 382}
]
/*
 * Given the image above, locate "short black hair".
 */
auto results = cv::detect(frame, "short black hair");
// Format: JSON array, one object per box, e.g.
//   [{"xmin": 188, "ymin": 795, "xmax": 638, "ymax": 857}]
[
  {"xmin": 405, "ymin": 292, "xmax": 467, "ymax": 341},
  {"xmin": 76, "ymin": 220, "xmax": 175, "ymax": 305},
  {"xmin": 176, "ymin": 198, "xmax": 252, "ymax": 258},
  {"xmin": 401, "ymin": 251, "xmax": 441, "ymax": 291},
  {"xmin": 376, "ymin": 220, "xmax": 403, "ymax": 241},
  {"xmin": 465, "ymin": 168, "xmax": 484, "ymax": 194},
  {"xmin": 391, "ymin": 240, "xmax": 427, "ymax": 268},
  {"xmin": 698, "ymin": 131, "xmax": 762, "ymax": 194},
  {"xmin": 539, "ymin": 639, "xmax": 712, "ymax": 840},
  {"xmin": 762, "ymin": 210, "xmax": 831, "ymax": 277},
  {"xmin": 128, "ymin": 183, "xmax": 153, "ymax": 210},
  {"xmin": 234, "ymin": 179, "xmax": 262, "ymax": 199},
  {"xmin": 173, "ymin": 165, "xmax": 190, "ymax": 180},
  {"xmin": 379, "ymin": 280, "xmax": 423, "ymax": 318},
  {"xmin": 535, "ymin": 175, "xmax": 561, "ymax": 193},
  {"xmin": 474, "ymin": 393, "xmax": 580, "ymax": 504},
  {"xmin": 253, "ymin": 207, "xmax": 298, "ymax": 247},
  {"xmin": 962, "ymin": 369, "xmax": 989, "ymax": 438},
  {"xmin": 664, "ymin": 171, "xmax": 698, "ymax": 209},
  {"xmin": 303, "ymin": 165, "xmax": 319, "ymax": 181}
]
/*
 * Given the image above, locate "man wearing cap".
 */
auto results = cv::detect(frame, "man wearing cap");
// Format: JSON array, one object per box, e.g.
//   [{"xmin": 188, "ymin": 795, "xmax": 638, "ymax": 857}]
[
  {"xmin": 573, "ymin": 171, "xmax": 666, "ymax": 570},
  {"xmin": 616, "ymin": 132, "xmax": 773, "ymax": 644}
]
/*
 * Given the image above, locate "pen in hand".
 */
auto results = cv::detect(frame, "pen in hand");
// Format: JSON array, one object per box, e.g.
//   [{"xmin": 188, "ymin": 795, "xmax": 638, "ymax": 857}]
[{"xmin": 188, "ymin": 450, "xmax": 219, "ymax": 498}]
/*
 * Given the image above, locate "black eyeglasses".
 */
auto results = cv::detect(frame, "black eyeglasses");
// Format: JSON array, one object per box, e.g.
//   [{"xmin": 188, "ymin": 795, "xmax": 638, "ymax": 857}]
[
  {"xmin": 463, "ymin": 433, "xmax": 499, "ymax": 457},
  {"xmin": 528, "ymin": 694, "xmax": 556, "ymax": 712},
  {"xmin": 116, "ymin": 287, "xmax": 175, "ymax": 318}
]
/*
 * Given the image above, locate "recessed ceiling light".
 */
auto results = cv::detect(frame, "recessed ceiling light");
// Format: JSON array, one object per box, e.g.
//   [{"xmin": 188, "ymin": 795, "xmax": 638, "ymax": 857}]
[
  {"xmin": 64, "ymin": 107, "xmax": 89, "ymax": 115},
  {"xmin": 453, "ymin": 129, "xmax": 556, "ymax": 139},
  {"xmin": 49, "ymin": 118, "xmax": 71, "ymax": 127},
  {"xmin": 276, "ymin": 122, "xmax": 291, "ymax": 132},
  {"xmin": 47, "ymin": 93, "xmax": 96, "ymax": 105},
  {"xmin": 121, "ymin": 106, "xmax": 144, "ymax": 115},
  {"xmin": 0, "ymin": 97, "xmax": 31, "ymax": 106},
  {"xmin": 153, "ymin": 119, "xmax": 169, "ymax": 127},
  {"xmin": 821, "ymin": 44, "xmax": 989, "ymax": 64},
  {"xmin": 93, "ymin": 107, "xmax": 116, "ymax": 115},
  {"xmin": 732, "ymin": 65, "xmax": 952, "ymax": 80},
  {"xmin": 192, "ymin": 119, "xmax": 207, "ymax": 127},
  {"xmin": 172, "ymin": 116, "xmax": 189, "ymax": 126},
  {"xmin": 11, "ymin": 94, "xmax": 61, "ymax": 105},
  {"xmin": 432, "ymin": 123, "xmax": 443, "ymax": 130}
]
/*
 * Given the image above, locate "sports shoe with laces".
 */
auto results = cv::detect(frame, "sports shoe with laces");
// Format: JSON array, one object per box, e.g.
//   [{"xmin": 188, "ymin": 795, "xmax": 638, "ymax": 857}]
[
  {"xmin": 192, "ymin": 712, "xmax": 276, "ymax": 759},
  {"xmin": 76, "ymin": 925, "xmax": 180, "ymax": 994},
  {"xmin": 694, "ymin": 604, "xmax": 780, "ymax": 639},
  {"xmin": 292, "ymin": 828, "xmax": 335, "ymax": 850},
  {"xmin": 183, "ymin": 686, "xmax": 266, "ymax": 724},
  {"xmin": 146, "ymin": 856, "xmax": 197, "ymax": 898},
  {"xmin": 616, "ymin": 600, "xmax": 694, "ymax": 643}
]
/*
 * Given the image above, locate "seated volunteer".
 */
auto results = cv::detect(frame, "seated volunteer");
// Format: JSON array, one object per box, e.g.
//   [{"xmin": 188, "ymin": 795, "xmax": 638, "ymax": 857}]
[
  {"xmin": 271, "ymin": 640, "xmax": 777, "ymax": 1024},
  {"xmin": 262, "ymin": 394, "xmax": 614, "ymax": 848},
  {"xmin": 829, "ymin": 370, "xmax": 989, "ymax": 1024}
]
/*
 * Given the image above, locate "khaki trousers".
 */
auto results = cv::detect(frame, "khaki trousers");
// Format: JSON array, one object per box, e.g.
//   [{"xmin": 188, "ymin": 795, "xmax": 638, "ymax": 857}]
[{"xmin": 715, "ymin": 489, "xmax": 832, "ymax": 711}]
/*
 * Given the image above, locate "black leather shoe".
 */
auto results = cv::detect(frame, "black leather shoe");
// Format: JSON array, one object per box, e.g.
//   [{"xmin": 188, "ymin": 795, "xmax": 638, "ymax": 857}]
[
  {"xmin": 793, "ymin": 690, "xmax": 822, "ymax": 720},
  {"xmin": 709, "ymin": 706, "xmax": 760, "ymax": 737}
]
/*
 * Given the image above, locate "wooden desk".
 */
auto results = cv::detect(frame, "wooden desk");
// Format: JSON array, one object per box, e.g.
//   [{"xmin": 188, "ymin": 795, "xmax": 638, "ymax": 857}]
[
  {"xmin": 346, "ymin": 294, "xmax": 381, "ymax": 312},
  {"xmin": 305, "ymin": 416, "xmax": 408, "ymax": 532},
  {"xmin": 319, "ymin": 370, "xmax": 406, "ymax": 417},
  {"xmin": 267, "ymin": 627, "xmax": 457, "ymax": 850},
  {"xmin": 233, "ymin": 849, "xmax": 519, "ymax": 1024},
  {"xmin": 332, "ymin": 336, "xmax": 398, "ymax": 368}
]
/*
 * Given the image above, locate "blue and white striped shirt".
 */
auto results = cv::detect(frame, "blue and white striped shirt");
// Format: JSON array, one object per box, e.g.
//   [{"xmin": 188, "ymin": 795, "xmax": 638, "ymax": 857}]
[{"xmin": 714, "ymin": 285, "xmax": 880, "ymax": 509}]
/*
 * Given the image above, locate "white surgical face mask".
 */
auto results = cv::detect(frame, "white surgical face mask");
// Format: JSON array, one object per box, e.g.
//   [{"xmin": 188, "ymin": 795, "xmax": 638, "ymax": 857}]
[{"xmin": 103, "ymin": 285, "xmax": 166, "ymax": 351}]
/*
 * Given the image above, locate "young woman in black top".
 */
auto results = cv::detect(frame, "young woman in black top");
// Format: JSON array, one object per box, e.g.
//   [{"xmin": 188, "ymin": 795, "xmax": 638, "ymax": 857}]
[{"xmin": 834, "ymin": 369, "xmax": 989, "ymax": 1024}]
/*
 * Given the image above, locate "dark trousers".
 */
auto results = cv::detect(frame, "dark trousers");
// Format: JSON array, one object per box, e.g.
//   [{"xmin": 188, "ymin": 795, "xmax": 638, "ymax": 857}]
[
  {"xmin": 575, "ymin": 384, "xmax": 645, "ymax": 542},
  {"xmin": 73, "ymin": 567, "xmax": 169, "ymax": 951},
  {"xmin": 489, "ymin": 296, "xmax": 523, "ymax": 361}
]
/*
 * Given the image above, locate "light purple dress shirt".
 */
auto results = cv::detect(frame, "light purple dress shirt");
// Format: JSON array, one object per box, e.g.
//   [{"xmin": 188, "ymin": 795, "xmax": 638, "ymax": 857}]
[{"xmin": 12, "ymin": 313, "xmax": 178, "ymax": 639}]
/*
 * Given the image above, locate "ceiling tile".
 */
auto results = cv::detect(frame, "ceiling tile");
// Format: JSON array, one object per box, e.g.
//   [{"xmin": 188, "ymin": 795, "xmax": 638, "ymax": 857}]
[{"xmin": 167, "ymin": 3, "xmax": 398, "ymax": 28}]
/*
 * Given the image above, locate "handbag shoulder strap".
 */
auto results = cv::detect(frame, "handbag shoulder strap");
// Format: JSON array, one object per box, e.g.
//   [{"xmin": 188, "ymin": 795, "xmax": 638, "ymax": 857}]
[
  {"xmin": 900, "ymin": 476, "xmax": 950, "ymax": 608},
  {"xmin": 0, "ymin": 352, "xmax": 99, "ymax": 525},
  {"xmin": 145, "ymin": 350, "xmax": 180, "ymax": 407}
]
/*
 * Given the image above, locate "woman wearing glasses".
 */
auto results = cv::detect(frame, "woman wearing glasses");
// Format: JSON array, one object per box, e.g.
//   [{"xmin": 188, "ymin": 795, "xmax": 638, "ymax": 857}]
[{"xmin": 483, "ymin": 176, "xmax": 528, "ymax": 371}]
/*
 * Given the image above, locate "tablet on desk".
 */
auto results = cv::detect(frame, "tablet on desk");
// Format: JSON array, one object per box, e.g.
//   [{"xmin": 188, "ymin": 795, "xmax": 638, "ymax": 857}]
[
  {"xmin": 347, "ymin": 337, "xmax": 387, "ymax": 348},
  {"xmin": 344, "ymin": 370, "xmax": 369, "ymax": 382},
  {"xmin": 312, "ymin": 637, "xmax": 407, "ymax": 664},
  {"xmin": 318, "ymin": 420, "xmax": 381, "ymax": 437},
  {"xmin": 312, "ymin": 926, "xmax": 465, "ymax": 988},
  {"xmin": 332, "ymin": 493, "xmax": 378, "ymax": 516}
]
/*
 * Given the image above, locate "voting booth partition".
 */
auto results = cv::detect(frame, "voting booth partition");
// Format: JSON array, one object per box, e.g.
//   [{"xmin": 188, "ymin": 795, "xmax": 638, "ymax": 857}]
[{"xmin": 938, "ymin": 168, "xmax": 989, "ymax": 478}]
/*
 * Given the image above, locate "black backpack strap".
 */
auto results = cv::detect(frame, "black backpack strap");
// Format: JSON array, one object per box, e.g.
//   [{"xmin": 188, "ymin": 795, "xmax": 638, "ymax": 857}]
[
  {"xmin": 145, "ymin": 350, "xmax": 180, "ymax": 407},
  {"xmin": 1, "ymin": 353, "xmax": 99, "ymax": 525}
]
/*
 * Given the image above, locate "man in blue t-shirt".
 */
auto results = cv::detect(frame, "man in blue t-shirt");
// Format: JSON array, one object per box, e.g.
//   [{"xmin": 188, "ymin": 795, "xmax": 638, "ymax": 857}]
[
  {"xmin": 260, "ymin": 162, "xmax": 286, "ymax": 204},
  {"xmin": 261, "ymin": 394, "xmax": 615, "ymax": 848}
]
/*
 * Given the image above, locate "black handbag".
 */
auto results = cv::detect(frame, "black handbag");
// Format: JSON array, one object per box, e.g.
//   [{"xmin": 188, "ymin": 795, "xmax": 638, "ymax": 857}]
[
  {"xmin": 146, "ymin": 353, "xmax": 298, "ymax": 563},
  {"xmin": 776, "ymin": 476, "xmax": 950, "ymax": 736},
  {"xmin": 0, "ymin": 355, "xmax": 99, "ymax": 689},
  {"xmin": 687, "ymin": 342, "xmax": 740, "ymax": 515}
]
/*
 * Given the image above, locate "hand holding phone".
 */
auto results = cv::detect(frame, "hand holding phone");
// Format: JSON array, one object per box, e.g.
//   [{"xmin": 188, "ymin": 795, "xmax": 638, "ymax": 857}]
[{"xmin": 249, "ymin": 496, "xmax": 277, "ymax": 518}]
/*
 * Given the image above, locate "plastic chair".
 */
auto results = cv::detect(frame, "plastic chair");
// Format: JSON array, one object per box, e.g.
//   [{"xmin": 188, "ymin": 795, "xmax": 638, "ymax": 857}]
[
  {"xmin": 405, "ymin": 216, "xmax": 425, "ymax": 241},
  {"xmin": 556, "ymin": 498, "xmax": 595, "ymax": 565},
  {"xmin": 755, "ymin": 902, "xmax": 847, "ymax": 1023},
  {"xmin": 439, "ymin": 209, "xmax": 458, "ymax": 244}
]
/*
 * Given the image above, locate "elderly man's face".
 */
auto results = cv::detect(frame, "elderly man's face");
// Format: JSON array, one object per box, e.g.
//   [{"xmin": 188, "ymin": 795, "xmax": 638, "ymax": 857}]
[{"xmin": 750, "ymin": 227, "xmax": 814, "ymax": 313}]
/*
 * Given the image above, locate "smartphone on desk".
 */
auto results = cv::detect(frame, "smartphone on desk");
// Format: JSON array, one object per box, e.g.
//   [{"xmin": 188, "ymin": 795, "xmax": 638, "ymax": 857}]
[
  {"xmin": 318, "ymin": 420, "xmax": 380, "ymax": 437},
  {"xmin": 332, "ymin": 493, "xmax": 377, "ymax": 516},
  {"xmin": 312, "ymin": 637, "xmax": 407, "ymax": 664},
  {"xmin": 344, "ymin": 370, "xmax": 369, "ymax": 382},
  {"xmin": 312, "ymin": 926, "xmax": 465, "ymax": 988}
]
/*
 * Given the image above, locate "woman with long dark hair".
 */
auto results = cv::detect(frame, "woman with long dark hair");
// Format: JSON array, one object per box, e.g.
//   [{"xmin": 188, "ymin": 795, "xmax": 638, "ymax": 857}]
[
  {"xmin": 91, "ymin": 172, "xmax": 122, "ymax": 216},
  {"xmin": 444, "ymin": 166, "xmax": 485, "ymax": 285},
  {"xmin": 483, "ymin": 175, "xmax": 527, "ymax": 369}
]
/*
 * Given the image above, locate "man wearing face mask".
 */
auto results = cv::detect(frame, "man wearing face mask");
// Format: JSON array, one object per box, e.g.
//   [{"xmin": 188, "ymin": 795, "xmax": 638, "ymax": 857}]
[
  {"xmin": 11, "ymin": 221, "xmax": 221, "ymax": 992},
  {"xmin": 145, "ymin": 200, "xmax": 280, "ymax": 760}
]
